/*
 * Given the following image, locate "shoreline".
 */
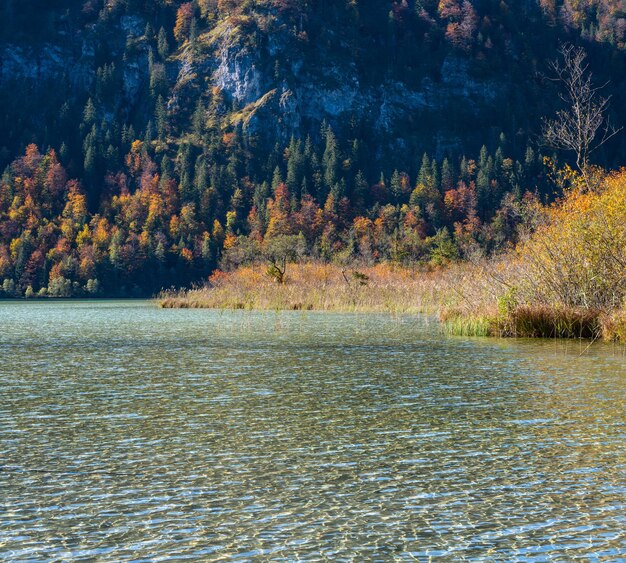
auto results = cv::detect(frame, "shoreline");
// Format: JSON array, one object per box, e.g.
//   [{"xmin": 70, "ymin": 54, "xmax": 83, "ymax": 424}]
[
  {"xmin": 158, "ymin": 262, "xmax": 456, "ymax": 315},
  {"xmin": 157, "ymin": 261, "xmax": 626, "ymax": 342}
]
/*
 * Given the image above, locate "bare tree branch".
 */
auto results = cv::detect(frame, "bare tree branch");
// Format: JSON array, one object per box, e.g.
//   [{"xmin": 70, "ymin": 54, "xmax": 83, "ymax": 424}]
[{"xmin": 542, "ymin": 44, "xmax": 622, "ymax": 189}]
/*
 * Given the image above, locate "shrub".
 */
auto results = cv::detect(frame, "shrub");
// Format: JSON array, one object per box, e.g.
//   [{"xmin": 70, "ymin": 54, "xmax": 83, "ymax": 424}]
[
  {"xmin": 48, "ymin": 276, "xmax": 73, "ymax": 297},
  {"xmin": 515, "ymin": 169, "xmax": 626, "ymax": 310}
]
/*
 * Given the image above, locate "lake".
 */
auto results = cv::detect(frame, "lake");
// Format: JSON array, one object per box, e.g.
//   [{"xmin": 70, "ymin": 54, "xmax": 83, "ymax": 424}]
[{"xmin": 0, "ymin": 301, "xmax": 625, "ymax": 560}]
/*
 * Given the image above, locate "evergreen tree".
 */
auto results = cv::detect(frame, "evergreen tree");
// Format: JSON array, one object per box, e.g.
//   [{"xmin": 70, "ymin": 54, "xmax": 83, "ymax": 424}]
[
  {"xmin": 441, "ymin": 158, "xmax": 454, "ymax": 192},
  {"xmin": 155, "ymin": 96, "xmax": 167, "ymax": 141},
  {"xmin": 322, "ymin": 127, "xmax": 339, "ymax": 196},
  {"xmin": 272, "ymin": 166, "xmax": 283, "ymax": 193},
  {"xmin": 286, "ymin": 136, "xmax": 304, "ymax": 196},
  {"xmin": 157, "ymin": 27, "xmax": 169, "ymax": 59},
  {"xmin": 417, "ymin": 153, "xmax": 431, "ymax": 187},
  {"xmin": 390, "ymin": 170, "xmax": 403, "ymax": 203}
]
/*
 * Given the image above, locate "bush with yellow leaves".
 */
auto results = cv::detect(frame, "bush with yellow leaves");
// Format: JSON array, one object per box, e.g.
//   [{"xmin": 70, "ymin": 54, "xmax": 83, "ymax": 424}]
[{"xmin": 514, "ymin": 168, "xmax": 626, "ymax": 311}]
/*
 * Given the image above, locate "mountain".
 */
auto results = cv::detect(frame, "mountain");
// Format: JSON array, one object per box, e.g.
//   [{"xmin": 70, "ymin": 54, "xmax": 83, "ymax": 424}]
[{"xmin": 0, "ymin": 0, "xmax": 625, "ymax": 296}]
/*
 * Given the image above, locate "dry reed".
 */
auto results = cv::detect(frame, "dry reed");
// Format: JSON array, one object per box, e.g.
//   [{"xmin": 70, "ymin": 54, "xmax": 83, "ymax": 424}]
[
  {"xmin": 159, "ymin": 261, "xmax": 482, "ymax": 314},
  {"xmin": 159, "ymin": 257, "xmax": 626, "ymax": 341}
]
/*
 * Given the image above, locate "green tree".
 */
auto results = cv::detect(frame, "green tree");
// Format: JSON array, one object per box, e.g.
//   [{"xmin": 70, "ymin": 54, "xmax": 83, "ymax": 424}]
[{"xmin": 157, "ymin": 27, "xmax": 169, "ymax": 59}]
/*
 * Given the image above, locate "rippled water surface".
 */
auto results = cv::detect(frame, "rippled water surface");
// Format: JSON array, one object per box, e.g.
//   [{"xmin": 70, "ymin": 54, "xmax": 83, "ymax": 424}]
[{"xmin": 1, "ymin": 301, "xmax": 625, "ymax": 561}]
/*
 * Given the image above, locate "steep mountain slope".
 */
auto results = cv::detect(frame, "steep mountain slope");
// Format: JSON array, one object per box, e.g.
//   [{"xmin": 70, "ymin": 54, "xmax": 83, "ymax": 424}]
[
  {"xmin": 2, "ymin": 1, "xmax": 625, "ymax": 167},
  {"xmin": 0, "ymin": 0, "xmax": 625, "ymax": 296}
]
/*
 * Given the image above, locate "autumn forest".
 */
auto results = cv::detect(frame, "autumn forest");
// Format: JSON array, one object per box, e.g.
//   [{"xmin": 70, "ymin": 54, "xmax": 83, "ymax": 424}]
[{"xmin": 1, "ymin": 0, "xmax": 625, "ymax": 297}]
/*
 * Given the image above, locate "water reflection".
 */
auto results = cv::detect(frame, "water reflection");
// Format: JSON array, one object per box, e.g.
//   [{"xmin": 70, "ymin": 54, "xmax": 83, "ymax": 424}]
[{"xmin": 0, "ymin": 302, "xmax": 624, "ymax": 560}]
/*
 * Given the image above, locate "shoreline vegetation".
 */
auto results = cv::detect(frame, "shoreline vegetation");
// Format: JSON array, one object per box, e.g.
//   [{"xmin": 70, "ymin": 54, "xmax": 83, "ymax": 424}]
[
  {"xmin": 161, "ymin": 168, "xmax": 626, "ymax": 342},
  {"xmin": 160, "ymin": 262, "xmax": 465, "ymax": 314},
  {"xmin": 158, "ymin": 260, "xmax": 625, "ymax": 342}
]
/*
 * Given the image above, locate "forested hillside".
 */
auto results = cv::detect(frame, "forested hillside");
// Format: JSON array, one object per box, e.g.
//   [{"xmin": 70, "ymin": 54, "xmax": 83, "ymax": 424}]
[{"xmin": 0, "ymin": 0, "xmax": 625, "ymax": 296}]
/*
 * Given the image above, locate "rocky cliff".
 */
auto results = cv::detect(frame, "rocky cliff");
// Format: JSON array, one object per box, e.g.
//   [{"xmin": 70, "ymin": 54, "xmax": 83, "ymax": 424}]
[{"xmin": 0, "ymin": 1, "xmax": 624, "ymax": 174}]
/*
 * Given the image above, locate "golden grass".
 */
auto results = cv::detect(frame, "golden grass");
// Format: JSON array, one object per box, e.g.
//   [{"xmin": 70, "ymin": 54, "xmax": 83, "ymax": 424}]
[
  {"xmin": 440, "ymin": 305, "xmax": 613, "ymax": 339},
  {"xmin": 158, "ymin": 258, "xmax": 626, "ymax": 342},
  {"xmin": 600, "ymin": 310, "xmax": 626, "ymax": 342},
  {"xmin": 159, "ymin": 261, "xmax": 482, "ymax": 314}
]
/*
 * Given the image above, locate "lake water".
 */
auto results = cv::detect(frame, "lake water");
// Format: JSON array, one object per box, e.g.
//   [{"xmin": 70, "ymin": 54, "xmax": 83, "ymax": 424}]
[{"xmin": 0, "ymin": 301, "xmax": 625, "ymax": 561}]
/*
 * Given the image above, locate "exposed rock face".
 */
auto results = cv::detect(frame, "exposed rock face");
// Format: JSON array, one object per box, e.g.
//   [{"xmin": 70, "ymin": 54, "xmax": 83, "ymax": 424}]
[
  {"xmin": 120, "ymin": 15, "xmax": 145, "ymax": 37},
  {"xmin": 374, "ymin": 82, "xmax": 428, "ymax": 131},
  {"xmin": 229, "ymin": 86, "xmax": 302, "ymax": 138},
  {"xmin": 0, "ymin": 14, "xmax": 153, "ymax": 109},
  {"xmin": 213, "ymin": 27, "xmax": 263, "ymax": 105},
  {"xmin": 439, "ymin": 56, "xmax": 501, "ymax": 105},
  {"xmin": 0, "ymin": 2, "xmax": 512, "ymax": 156},
  {"xmin": 0, "ymin": 21, "xmax": 162, "ymax": 158},
  {"xmin": 185, "ymin": 22, "xmax": 507, "ymax": 146},
  {"xmin": 0, "ymin": 7, "xmax": 512, "ymax": 158},
  {"xmin": 0, "ymin": 44, "xmax": 93, "ymax": 88}
]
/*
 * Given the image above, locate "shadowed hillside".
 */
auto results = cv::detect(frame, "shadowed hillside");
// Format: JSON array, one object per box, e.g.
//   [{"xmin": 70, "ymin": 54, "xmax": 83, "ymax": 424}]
[{"xmin": 0, "ymin": 0, "xmax": 625, "ymax": 296}]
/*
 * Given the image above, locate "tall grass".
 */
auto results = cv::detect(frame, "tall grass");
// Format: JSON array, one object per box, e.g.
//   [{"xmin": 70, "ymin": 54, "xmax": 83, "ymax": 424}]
[
  {"xmin": 158, "ymin": 258, "xmax": 626, "ymax": 341},
  {"xmin": 160, "ymin": 262, "xmax": 476, "ymax": 313},
  {"xmin": 440, "ymin": 312, "xmax": 493, "ymax": 337}
]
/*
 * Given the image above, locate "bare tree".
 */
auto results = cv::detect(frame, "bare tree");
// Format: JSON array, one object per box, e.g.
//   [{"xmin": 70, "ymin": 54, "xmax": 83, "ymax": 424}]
[{"xmin": 542, "ymin": 44, "xmax": 621, "ymax": 188}]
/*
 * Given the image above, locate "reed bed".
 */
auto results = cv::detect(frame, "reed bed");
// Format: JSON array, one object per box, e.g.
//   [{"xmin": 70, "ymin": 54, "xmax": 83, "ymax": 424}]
[
  {"xmin": 159, "ymin": 258, "xmax": 626, "ymax": 341},
  {"xmin": 159, "ymin": 261, "xmax": 483, "ymax": 314},
  {"xmin": 159, "ymin": 259, "xmax": 626, "ymax": 341}
]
